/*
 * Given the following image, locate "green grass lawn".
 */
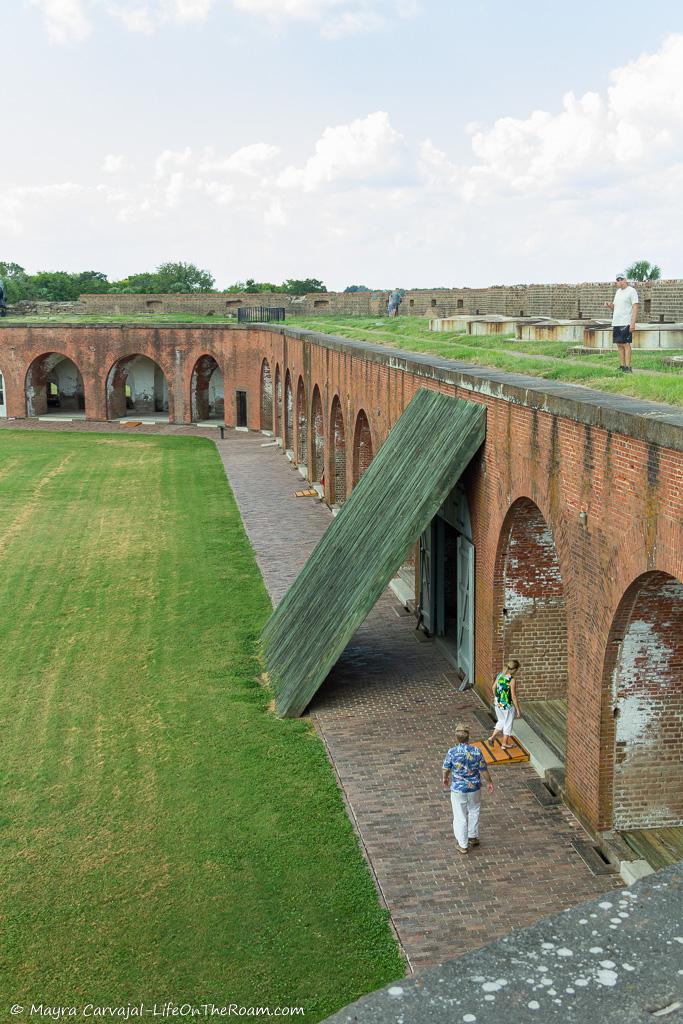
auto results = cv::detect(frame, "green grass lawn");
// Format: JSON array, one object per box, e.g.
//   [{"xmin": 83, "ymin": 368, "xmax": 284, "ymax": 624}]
[
  {"xmin": 0, "ymin": 431, "xmax": 402, "ymax": 1019},
  {"xmin": 289, "ymin": 316, "xmax": 683, "ymax": 407}
]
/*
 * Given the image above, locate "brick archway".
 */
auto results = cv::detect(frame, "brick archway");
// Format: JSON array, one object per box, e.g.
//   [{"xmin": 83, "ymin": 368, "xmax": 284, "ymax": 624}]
[
  {"xmin": 600, "ymin": 571, "xmax": 683, "ymax": 830},
  {"xmin": 493, "ymin": 497, "xmax": 569, "ymax": 752},
  {"xmin": 296, "ymin": 376, "xmax": 308, "ymax": 468},
  {"xmin": 190, "ymin": 354, "xmax": 224, "ymax": 422},
  {"xmin": 352, "ymin": 409, "xmax": 373, "ymax": 487},
  {"xmin": 284, "ymin": 370, "xmax": 293, "ymax": 450},
  {"xmin": 260, "ymin": 358, "xmax": 273, "ymax": 432},
  {"xmin": 25, "ymin": 352, "xmax": 86, "ymax": 417},
  {"xmin": 105, "ymin": 354, "xmax": 169, "ymax": 420},
  {"xmin": 311, "ymin": 385, "xmax": 324, "ymax": 484},
  {"xmin": 329, "ymin": 395, "xmax": 346, "ymax": 505}
]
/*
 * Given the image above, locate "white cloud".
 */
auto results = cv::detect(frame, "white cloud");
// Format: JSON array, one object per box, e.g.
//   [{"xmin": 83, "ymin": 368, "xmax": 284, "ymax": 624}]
[
  {"xmin": 199, "ymin": 143, "xmax": 281, "ymax": 176},
  {"xmin": 230, "ymin": 0, "xmax": 415, "ymax": 36},
  {"xmin": 29, "ymin": 0, "xmax": 92, "ymax": 42},
  {"xmin": 102, "ymin": 153, "xmax": 127, "ymax": 174},
  {"xmin": 31, "ymin": 0, "xmax": 416, "ymax": 40},
  {"xmin": 465, "ymin": 33, "xmax": 683, "ymax": 201},
  {"xmin": 5, "ymin": 36, "xmax": 683, "ymax": 286},
  {"xmin": 155, "ymin": 147, "xmax": 193, "ymax": 178},
  {"xmin": 278, "ymin": 111, "xmax": 411, "ymax": 191},
  {"xmin": 108, "ymin": 0, "xmax": 214, "ymax": 32}
]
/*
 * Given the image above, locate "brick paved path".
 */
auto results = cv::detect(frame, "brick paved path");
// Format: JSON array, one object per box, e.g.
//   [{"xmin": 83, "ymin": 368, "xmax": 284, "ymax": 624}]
[
  {"xmin": 2, "ymin": 420, "xmax": 619, "ymax": 971},
  {"xmin": 213, "ymin": 430, "xmax": 619, "ymax": 971}
]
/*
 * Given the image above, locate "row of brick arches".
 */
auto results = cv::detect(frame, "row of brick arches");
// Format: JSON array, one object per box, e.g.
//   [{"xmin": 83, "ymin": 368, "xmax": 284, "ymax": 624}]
[
  {"xmin": 258, "ymin": 358, "xmax": 373, "ymax": 504},
  {"xmin": 257, "ymin": 356, "xmax": 683, "ymax": 832},
  {"xmin": 3, "ymin": 351, "xmax": 224, "ymax": 422}
]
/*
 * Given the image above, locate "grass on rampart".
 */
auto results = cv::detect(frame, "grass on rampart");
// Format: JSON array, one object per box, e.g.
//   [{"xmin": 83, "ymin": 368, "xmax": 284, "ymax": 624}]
[
  {"xmin": 288, "ymin": 316, "xmax": 683, "ymax": 407},
  {"xmin": 0, "ymin": 430, "xmax": 402, "ymax": 1019},
  {"xmin": 7, "ymin": 311, "xmax": 683, "ymax": 406}
]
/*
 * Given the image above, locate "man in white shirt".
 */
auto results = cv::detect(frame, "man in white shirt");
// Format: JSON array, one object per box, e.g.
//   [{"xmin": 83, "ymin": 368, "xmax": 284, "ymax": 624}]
[{"xmin": 605, "ymin": 273, "xmax": 639, "ymax": 373}]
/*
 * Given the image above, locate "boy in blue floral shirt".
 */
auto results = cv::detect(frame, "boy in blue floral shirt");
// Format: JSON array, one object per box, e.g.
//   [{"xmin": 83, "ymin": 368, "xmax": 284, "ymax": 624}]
[{"xmin": 442, "ymin": 722, "xmax": 494, "ymax": 854}]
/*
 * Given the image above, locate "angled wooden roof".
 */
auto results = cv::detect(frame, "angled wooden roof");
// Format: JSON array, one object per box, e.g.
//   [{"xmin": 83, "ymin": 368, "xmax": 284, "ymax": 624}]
[{"xmin": 262, "ymin": 389, "xmax": 486, "ymax": 717}]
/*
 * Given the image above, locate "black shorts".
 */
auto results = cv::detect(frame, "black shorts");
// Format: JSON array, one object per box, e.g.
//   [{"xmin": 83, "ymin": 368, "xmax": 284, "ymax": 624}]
[{"xmin": 613, "ymin": 325, "xmax": 633, "ymax": 345}]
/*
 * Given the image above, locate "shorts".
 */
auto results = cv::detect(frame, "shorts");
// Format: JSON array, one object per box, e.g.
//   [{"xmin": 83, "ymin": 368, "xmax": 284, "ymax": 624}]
[
  {"xmin": 613, "ymin": 325, "xmax": 633, "ymax": 345},
  {"xmin": 494, "ymin": 704, "xmax": 515, "ymax": 736}
]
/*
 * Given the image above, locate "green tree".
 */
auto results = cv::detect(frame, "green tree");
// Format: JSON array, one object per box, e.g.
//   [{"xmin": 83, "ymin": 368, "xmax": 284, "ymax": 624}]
[
  {"xmin": 31, "ymin": 272, "xmax": 81, "ymax": 301},
  {"xmin": 0, "ymin": 262, "xmax": 35, "ymax": 302},
  {"xmin": 344, "ymin": 285, "xmax": 371, "ymax": 293},
  {"xmin": 224, "ymin": 280, "xmax": 285, "ymax": 293},
  {"xmin": 625, "ymin": 260, "xmax": 662, "ymax": 282},
  {"xmin": 283, "ymin": 278, "xmax": 327, "ymax": 295},
  {"xmin": 109, "ymin": 272, "xmax": 161, "ymax": 293},
  {"xmin": 75, "ymin": 271, "xmax": 110, "ymax": 294},
  {"xmin": 155, "ymin": 261, "xmax": 215, "ymax": 292}
]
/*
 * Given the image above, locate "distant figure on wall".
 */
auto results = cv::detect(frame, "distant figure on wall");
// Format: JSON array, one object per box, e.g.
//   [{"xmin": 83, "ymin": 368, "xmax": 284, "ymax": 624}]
[
  {"xmin": 387, "ymin": 288, "xmax": 403, "ymax": 317},
  {"xmin": 605, "ymin": 273, "xmax": 639, "ymax": 373}
]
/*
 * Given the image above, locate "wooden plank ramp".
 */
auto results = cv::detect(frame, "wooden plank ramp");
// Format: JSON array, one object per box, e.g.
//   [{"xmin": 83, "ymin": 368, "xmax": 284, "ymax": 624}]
[
  {"xmin": 620, "ymin": 827, "xmax": 683, "ymax": 871},
  {"xmin": 473, "ymin": 736, "xmax": 529, "ymax": 765}
]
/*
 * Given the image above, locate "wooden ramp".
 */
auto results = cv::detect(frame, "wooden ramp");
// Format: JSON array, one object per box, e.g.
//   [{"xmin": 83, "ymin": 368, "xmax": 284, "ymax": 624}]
[
  {"xmin": 620, "ymin": 827, "xmax": 683, "ymax": 871},
  {"xmin": 473, "ymin": 736, "xmax": 529, "ymax": 765}
]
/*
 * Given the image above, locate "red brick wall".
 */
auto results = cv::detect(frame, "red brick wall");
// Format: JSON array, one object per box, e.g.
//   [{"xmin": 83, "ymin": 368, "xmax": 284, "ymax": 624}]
[
  {"xmin": 493, "ymin": 498, "xmax": 569, "ymax": 702},
  {"xmin": 601, "ymin": 572, "xmax": 683, "ymax": 829},
  {"xmin": 2, "ymin": 322, "xmax": 682, "ymax": 835}
]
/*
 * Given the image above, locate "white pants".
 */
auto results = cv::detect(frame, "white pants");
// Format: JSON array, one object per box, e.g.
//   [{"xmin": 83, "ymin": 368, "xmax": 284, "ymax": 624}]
[
  {"xmin": 494, "ymin": 704, "xmax": 515, "ymax": 736},
  {"xmin": 450, "ymin": 789, "xmax": 482, "ymax": 850}
]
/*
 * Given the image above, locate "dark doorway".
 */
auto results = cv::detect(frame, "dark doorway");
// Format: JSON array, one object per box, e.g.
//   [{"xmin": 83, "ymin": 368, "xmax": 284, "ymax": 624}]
[
  {"xmin": 418, "ymin": 482, "xmax": 474, "ymax": 685},
  {"xmin": 236, "ymin": 390, "xmax": 248, "ymax": 428}
]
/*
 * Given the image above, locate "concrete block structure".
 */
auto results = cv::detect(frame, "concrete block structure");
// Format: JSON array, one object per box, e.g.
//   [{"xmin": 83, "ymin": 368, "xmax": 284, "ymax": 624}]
[{"xmin": 1, "ymin": 320, "xmax": 681, "ymax": 842}]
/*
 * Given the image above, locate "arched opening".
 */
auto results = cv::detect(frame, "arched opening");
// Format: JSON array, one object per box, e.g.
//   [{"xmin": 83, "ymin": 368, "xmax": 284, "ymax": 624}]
[
  {"xmin": 602, "ymin": 571, "xmax": 683, "ymax": 833},
  {"xmin": 311, "ymin": 386, "xmax": 324, "ymax": 484},
  {"xmin": 284, "ymin": 371, "xmax": 293, "ymax": 451},
  {"xmin": 330, "ymin": 396, "xmax": 346, "ymax": 505},
  {"xmin": 0, "ymin": 370, "xmax": 6, "ymax": 417},
  {"xmin": 106, "ymin": 354, "xmax": 168, "ymax": 421},
  {"xmin": 352, "ymin": 409, "xmax": 373, "ymax": 486},
  {"xmin": 191, "ymin": 355, "xmax": 224, "ymax": 422},
  {"xmin": 25, "ymin": 353, "xmax": 85, "ymax": 418},
  {"xmin": 296, "ymin": 377, "xmax": 308, "ymax": 468},
  {"xmin": 493, "ymin": 498, "xmax": 568, "ymax": 758},
  {"xmin": 274, "ymin": 364, "xmax": 282, "ymax": 440},
  {"xmin": 260, "ymin": 359, "xmax": 273, "ymax": 432}
]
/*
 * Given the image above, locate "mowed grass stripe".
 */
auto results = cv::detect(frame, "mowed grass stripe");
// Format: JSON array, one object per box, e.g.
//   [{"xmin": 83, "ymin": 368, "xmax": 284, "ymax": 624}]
[{"xmin": 0, "ymin": 431, "xmax": 402, "ymax": 1018}]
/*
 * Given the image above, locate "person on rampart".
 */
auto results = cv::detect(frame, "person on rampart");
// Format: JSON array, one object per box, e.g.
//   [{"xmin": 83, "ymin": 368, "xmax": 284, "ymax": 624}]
[
  {"xmin": 387, "ymin": 288, "xmax": 403, "ymax": 317},
  {"xmin": 605, "ymin": 273, "xmax": 639, "ymax": 373},
  {"xmin": 487, "ymin": 658, "xmax": 522, "ymax": 749},
  {"xmin": 442, "ymin": 723, "xmax": 495, "ymax": 854}
]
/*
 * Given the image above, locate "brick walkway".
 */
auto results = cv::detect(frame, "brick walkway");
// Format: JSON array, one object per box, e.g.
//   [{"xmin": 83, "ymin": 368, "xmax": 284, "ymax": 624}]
[
  {"xmin": 2, "ymin": 420, "xmax": 619, "ymax": 972},
  {"xmin": 213, "ymin": 429, "xmax": 619, "ymax": 972}
]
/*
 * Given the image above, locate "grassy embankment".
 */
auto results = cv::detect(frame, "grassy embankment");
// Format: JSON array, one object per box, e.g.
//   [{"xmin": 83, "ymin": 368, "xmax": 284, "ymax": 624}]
[
  {"xmin": 0, "ymin": 430, "xmax": 402, "ymax": 1019},
  {"xmin": 9, "ymin": 311, "xmax": 683, "ymax": 405},
  {"xmin": 288, "ymin": 316, "xmax": 683, "ymax": 407}
]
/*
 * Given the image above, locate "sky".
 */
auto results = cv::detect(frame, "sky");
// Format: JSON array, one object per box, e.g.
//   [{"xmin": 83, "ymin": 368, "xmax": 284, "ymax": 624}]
[{"xmin": 2, "ymin": 0, "xmax": 683, "ymax": 289}]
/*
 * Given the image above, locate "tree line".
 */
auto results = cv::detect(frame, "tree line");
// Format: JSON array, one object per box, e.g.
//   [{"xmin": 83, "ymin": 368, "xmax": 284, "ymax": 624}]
[{"xmin": 0, "ymin": 262, "xmax": 338, "ymax": 304}]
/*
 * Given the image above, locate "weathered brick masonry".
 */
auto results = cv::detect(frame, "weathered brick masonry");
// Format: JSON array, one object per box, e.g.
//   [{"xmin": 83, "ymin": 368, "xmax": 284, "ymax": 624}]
[
  {"xmin": 1, "ymin": 322, "xmax": 682, "ymax": 836},
  {"xmin": 77, "ymin": 278, "xmax": 683, "ymax": 321}
]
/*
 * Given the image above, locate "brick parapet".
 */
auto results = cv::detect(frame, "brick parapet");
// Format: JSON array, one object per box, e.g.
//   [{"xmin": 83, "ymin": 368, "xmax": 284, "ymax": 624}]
[{"xmin": 74, "ymin": 279, "xmax": 683, "ymax": 321}]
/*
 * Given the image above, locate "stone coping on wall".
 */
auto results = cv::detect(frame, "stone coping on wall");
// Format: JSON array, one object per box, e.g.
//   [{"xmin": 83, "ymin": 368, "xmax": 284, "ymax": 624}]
[
  {"xmin": 324, "ymin": 862, "xmax": 683, "ymax": 1024},
  {"xmin": 2, "ymin": 320, "xmax": 683, "ymax": 452},
  {"xmin": 271, "ymin": 325, "xmax": 683, "ymax": 453}
]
